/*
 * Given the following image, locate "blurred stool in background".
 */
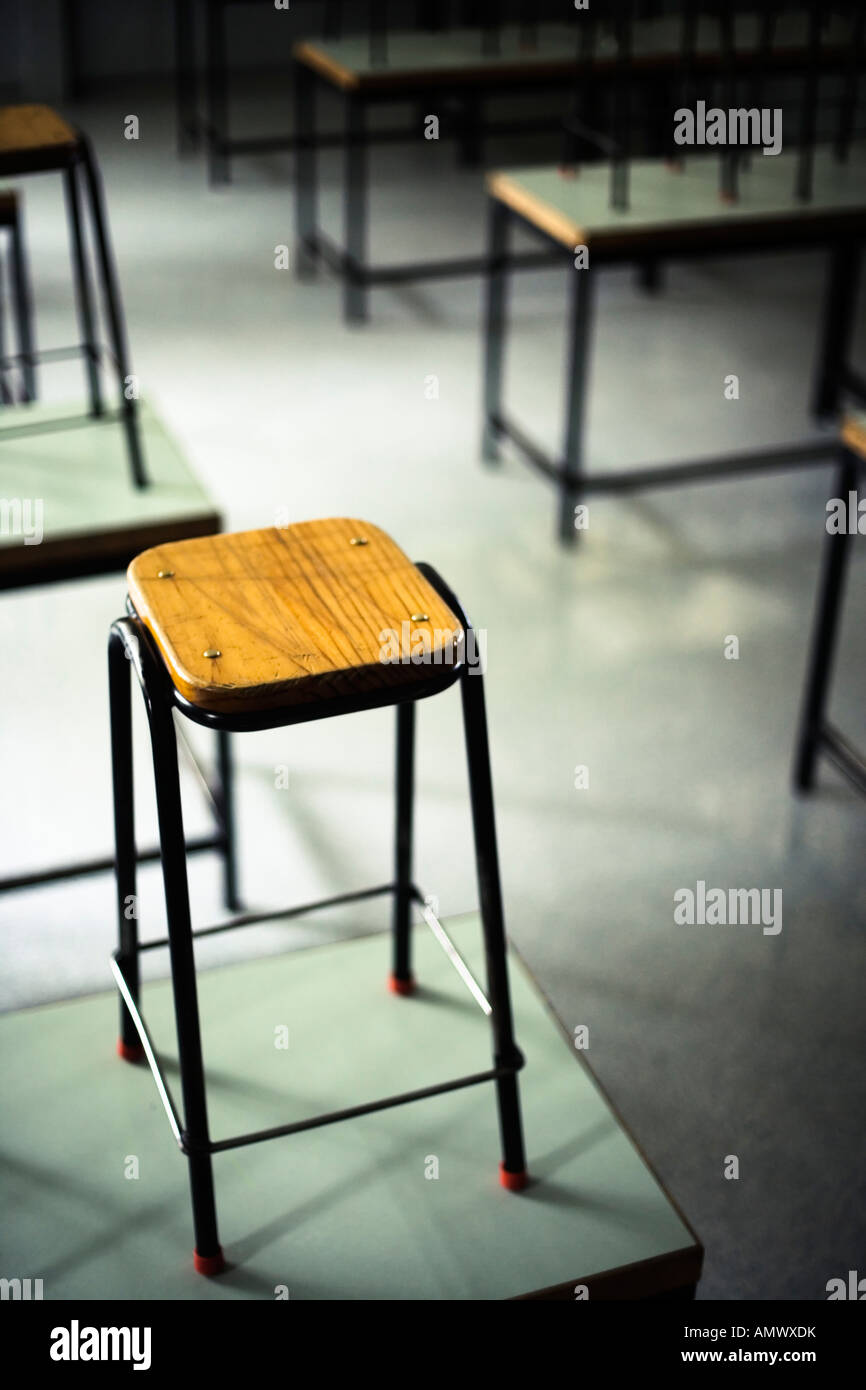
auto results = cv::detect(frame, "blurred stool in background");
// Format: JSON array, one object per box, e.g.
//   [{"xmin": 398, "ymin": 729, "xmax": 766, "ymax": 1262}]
[
  {"xmin": 0, "ymin": 104, "xmax": 145, "ymax": 485},
  {"xmin": 0, "ymin": 108, "xmax": 231, "ymax": 906}
]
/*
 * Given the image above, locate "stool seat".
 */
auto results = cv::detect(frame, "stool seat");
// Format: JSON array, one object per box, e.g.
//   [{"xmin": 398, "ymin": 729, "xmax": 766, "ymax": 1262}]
[
  {"xmin": 842, "ymin": 413, "xmax": 866, "ymax": 461},
  {"xmin": 127, "ymin": 519, "xmax": 465, "ymax": 714},
  {"xmin": 0, "ymin": 105, "xmax": 78, "ymax": 176}
]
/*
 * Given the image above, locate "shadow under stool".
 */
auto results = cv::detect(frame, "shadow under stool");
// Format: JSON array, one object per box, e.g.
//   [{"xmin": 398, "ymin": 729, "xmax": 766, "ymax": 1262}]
[{"xmin": 108, "ymin": 517, "xmax": 529, "ymax": 1273}]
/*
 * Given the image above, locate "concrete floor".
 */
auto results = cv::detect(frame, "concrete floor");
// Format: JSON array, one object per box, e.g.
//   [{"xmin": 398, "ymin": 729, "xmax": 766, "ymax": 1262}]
[{"xmin": 1, "ymin": 86, "xmax": 864, "ymax": 1300}]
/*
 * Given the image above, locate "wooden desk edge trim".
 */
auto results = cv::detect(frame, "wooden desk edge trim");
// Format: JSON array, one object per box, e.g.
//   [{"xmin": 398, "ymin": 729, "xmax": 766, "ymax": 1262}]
[
  {"xmin": 842, "ymin": 415, "xmax": 866, "ymax": 461},
  {"xmin": 487, "ymin": 171, "xmax": 583, "ymax": 252},
  {"xmin": 513, "ymin": 1243, "xmax": 704, "ymax": 1301},
  {"xmin": 293, "ymin": 40, "xmax": 359, "ymax": 90},
  {"xmin": 0, "ymin": 510, "xmax": 223, "ymax": 588},
  {"xmin": 487, "ymin": 170, "xmax": 866, "ymax": 258}
]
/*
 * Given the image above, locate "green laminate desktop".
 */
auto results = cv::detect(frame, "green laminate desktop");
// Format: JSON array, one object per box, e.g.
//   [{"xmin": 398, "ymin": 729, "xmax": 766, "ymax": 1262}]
[
  {"xmin": 0, "ymin": 917, "xmax": 701, "ymax": 1300},
  {"xmin": 0, "ymin": 399, "xmax": 221, "ymax": 587}
]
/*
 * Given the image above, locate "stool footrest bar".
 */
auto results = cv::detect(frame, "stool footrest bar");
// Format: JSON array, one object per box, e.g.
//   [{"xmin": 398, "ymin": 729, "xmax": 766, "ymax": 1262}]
[
  {"xmin": 413, "ymin": 888, "xmax": 492, "ymax": 1016},
  {"xmin": 207, "ymin": 1066, "xmax": 513, "ymax": 1155},
  {"xmin": 110, "ymin": 956, "xmax": 184, "ymax": 1147},
  {"xmin": 820, "ymin": 723, "xmax": 866, "ymax": 796}
]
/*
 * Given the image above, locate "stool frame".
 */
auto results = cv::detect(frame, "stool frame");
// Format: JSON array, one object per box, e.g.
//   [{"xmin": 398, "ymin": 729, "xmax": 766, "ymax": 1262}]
[
  {"xmin": 108, "ymin": 564, "xmax": 528, "ymax": 1272},
  {"xmin": 794, "ymin": 442, "xmax": 866, "ymax": 797},
  {"xmin": 0, "ymin": 192, "xmax": 36, "ymax": 404},
  {"xmin": 0, "ymin": 126, "xmax": 146, "ymax": 488}
]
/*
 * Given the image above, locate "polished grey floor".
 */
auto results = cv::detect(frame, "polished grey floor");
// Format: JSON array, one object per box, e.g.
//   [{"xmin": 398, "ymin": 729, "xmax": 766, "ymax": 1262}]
[{"xmin": 1, "ymin": 88, "xmax": 864, "ymax": 1301}]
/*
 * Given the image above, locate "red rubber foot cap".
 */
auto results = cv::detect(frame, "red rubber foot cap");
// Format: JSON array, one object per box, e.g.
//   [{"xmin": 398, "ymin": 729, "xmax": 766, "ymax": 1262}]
[
  {"xmin": 117, "ymin": 1038, "xmax": 145, "ymax": 1063},
  {"xmin": 388, "ymin": 973, "xmax": 415, "ymax": 997},
  {"xmin": 499, "ymin": 1164, "xmax": 528, "ymax": 1192},
  {"xmin": 194, "ymin": 1248, "xmax": 225, "ymax": 1277}
]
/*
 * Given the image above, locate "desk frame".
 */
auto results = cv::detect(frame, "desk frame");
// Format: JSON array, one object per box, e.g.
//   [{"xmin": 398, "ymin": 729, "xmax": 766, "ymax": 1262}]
[{"xmin": 481, "ymin": 185, "xmax": 866, "ymax": 542}]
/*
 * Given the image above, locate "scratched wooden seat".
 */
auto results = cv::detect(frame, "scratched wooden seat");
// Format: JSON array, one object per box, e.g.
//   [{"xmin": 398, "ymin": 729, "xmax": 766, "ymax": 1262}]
[
  {"xmin": 0, "ymin": 104, "xmax": 79, "ymax": 176},
  {"xmin": 127, "ymin": 519, "xmax": 465, "ymax": 714}
]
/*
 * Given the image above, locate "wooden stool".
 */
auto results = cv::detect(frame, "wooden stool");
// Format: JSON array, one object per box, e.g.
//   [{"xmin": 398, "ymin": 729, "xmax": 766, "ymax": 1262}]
[
  {"xmin": 109, "ymin": 518, "xmax": 529, "ymax": 1273},
  {"xmin": 0, "ymin": 191, "xmax": 36, "ymax": 404},
  {"xmin": 793, "ymin": 415, "xmax": 866, "ymax": 798},
  {"xmin": 0, "ymin": 104, "xmax": 145, "ymax": 485}
]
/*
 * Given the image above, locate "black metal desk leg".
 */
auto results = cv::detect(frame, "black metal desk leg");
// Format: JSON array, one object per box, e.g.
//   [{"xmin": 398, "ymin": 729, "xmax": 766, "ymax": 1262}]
[
  {"xmin": 175, "ymin": 0, "xmax": 200, "ymax": 155},
  {"xmin": 559, "ymin": 262, "xmax": 595, "ymax": 544},
  {"xmin": 294, "ymin": 60, "xmax": 318, "ymax": 279},
  {"xmin": 109, "ymin": 628, "xmax": 142, "ymax": 1061},
  {"xmin": 481, "ymin": 197, "xmax": 510, "ymax": 464},
  {"xmin": 812, "ymin": 239, "xmax": 861, "ymax": 421},
  {"xmin": 9, "ymin": 206, "xmax": 36, "ymax": 402},
  {"xmin": 148, "ymin": 693, "xmax": 222, "ymax": 1271},
  {"xmin": 64, "ymin": 163, "xmax": 103, "ymax": 420},
  {"xmin": 457, "ymin": 93, "xmax": 482, "ymax": 167},
  {"xmin": 794, "ymin": 450, "xmax": 858, "ymax": 791},
  {"xmin": 215, "ymin": 730, "xmax": 241, "ymax": 912},
  {"xmin": 636, "ymin": 259, "xmax": 663, "ymax": 294},
  {"xmin": 205, "ymin": 0, "xmax": 230, "ymax": 185},
  {"xmin": 460, "ymin": 668, "xmax": 528, "ymax": 1185},
  {"xmin": 391, "ymin": 700, "xmax": 416, "ymax": 993},
  {"xmin": 344, "ymin": 93, "xmax": 368, "ymax": 324},
  {"xmin": 78, "ymin": 138, "xmax": 148, "ymax": 489}
]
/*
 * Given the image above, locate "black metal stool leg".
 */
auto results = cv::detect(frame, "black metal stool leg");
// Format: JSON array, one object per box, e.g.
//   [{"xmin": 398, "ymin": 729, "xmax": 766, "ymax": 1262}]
[
  {"xmin": 559, "ymin": 259, "xmax": 595, "ymax": 544},
  {"xmin": 109, "ymin": 628, "xmax": 143, "ymax": 1061},
  {"xmin": 390, "ymin": 700, "xmax": 415, "ymax": 994},
  {"xmin": 636, "ymin": 258, "xmax": 663, "ymax": 294},
  {"xmin": 175, "ymin": 0, "xmax": 200, "ymax": 155},
  {"xmin": 482, "ymin": 197, "xmax": 510, "ymax": 464},
  {"xmin": 77, "ymin": 138, "xmax": 148, "ymax": 488},
  {"xmin": 9, "ymin": 203, "xmax": 36, "ymax": 402},
  {"xmin": 63, "ymin": 162, "xmax": 104, "ymax": 420},
  {"xmin": 459, "ymin": 667, "xmax": 528, "ymax": 1188},
  {"xmin": 794, "ymin": 449, "xmax": 858, "ymax": 792},
  {"xmin": 148, "ymin": 690, "xmax": 223, "ymax": 1272},
  {"xmin": 215, "ymin": 729, "xmax": 241, "ymax": 912},
  {"xmin": 812, "ymin": 238, "xmax": 861, "ymax": 422},
  {"xmin": 344, "ymin": 93, "xmax": 368, "ymax": 324},
  {"xmin": 457, "ymin": 93, "xmax": 482, "ymax": 167},
  {"xmin": 0, "ymin": 249, "xmax": 12, "ymax": 405},
  {"xmin": 294, "ymin": 59, "xmax": 318, "ymax": 279}
]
